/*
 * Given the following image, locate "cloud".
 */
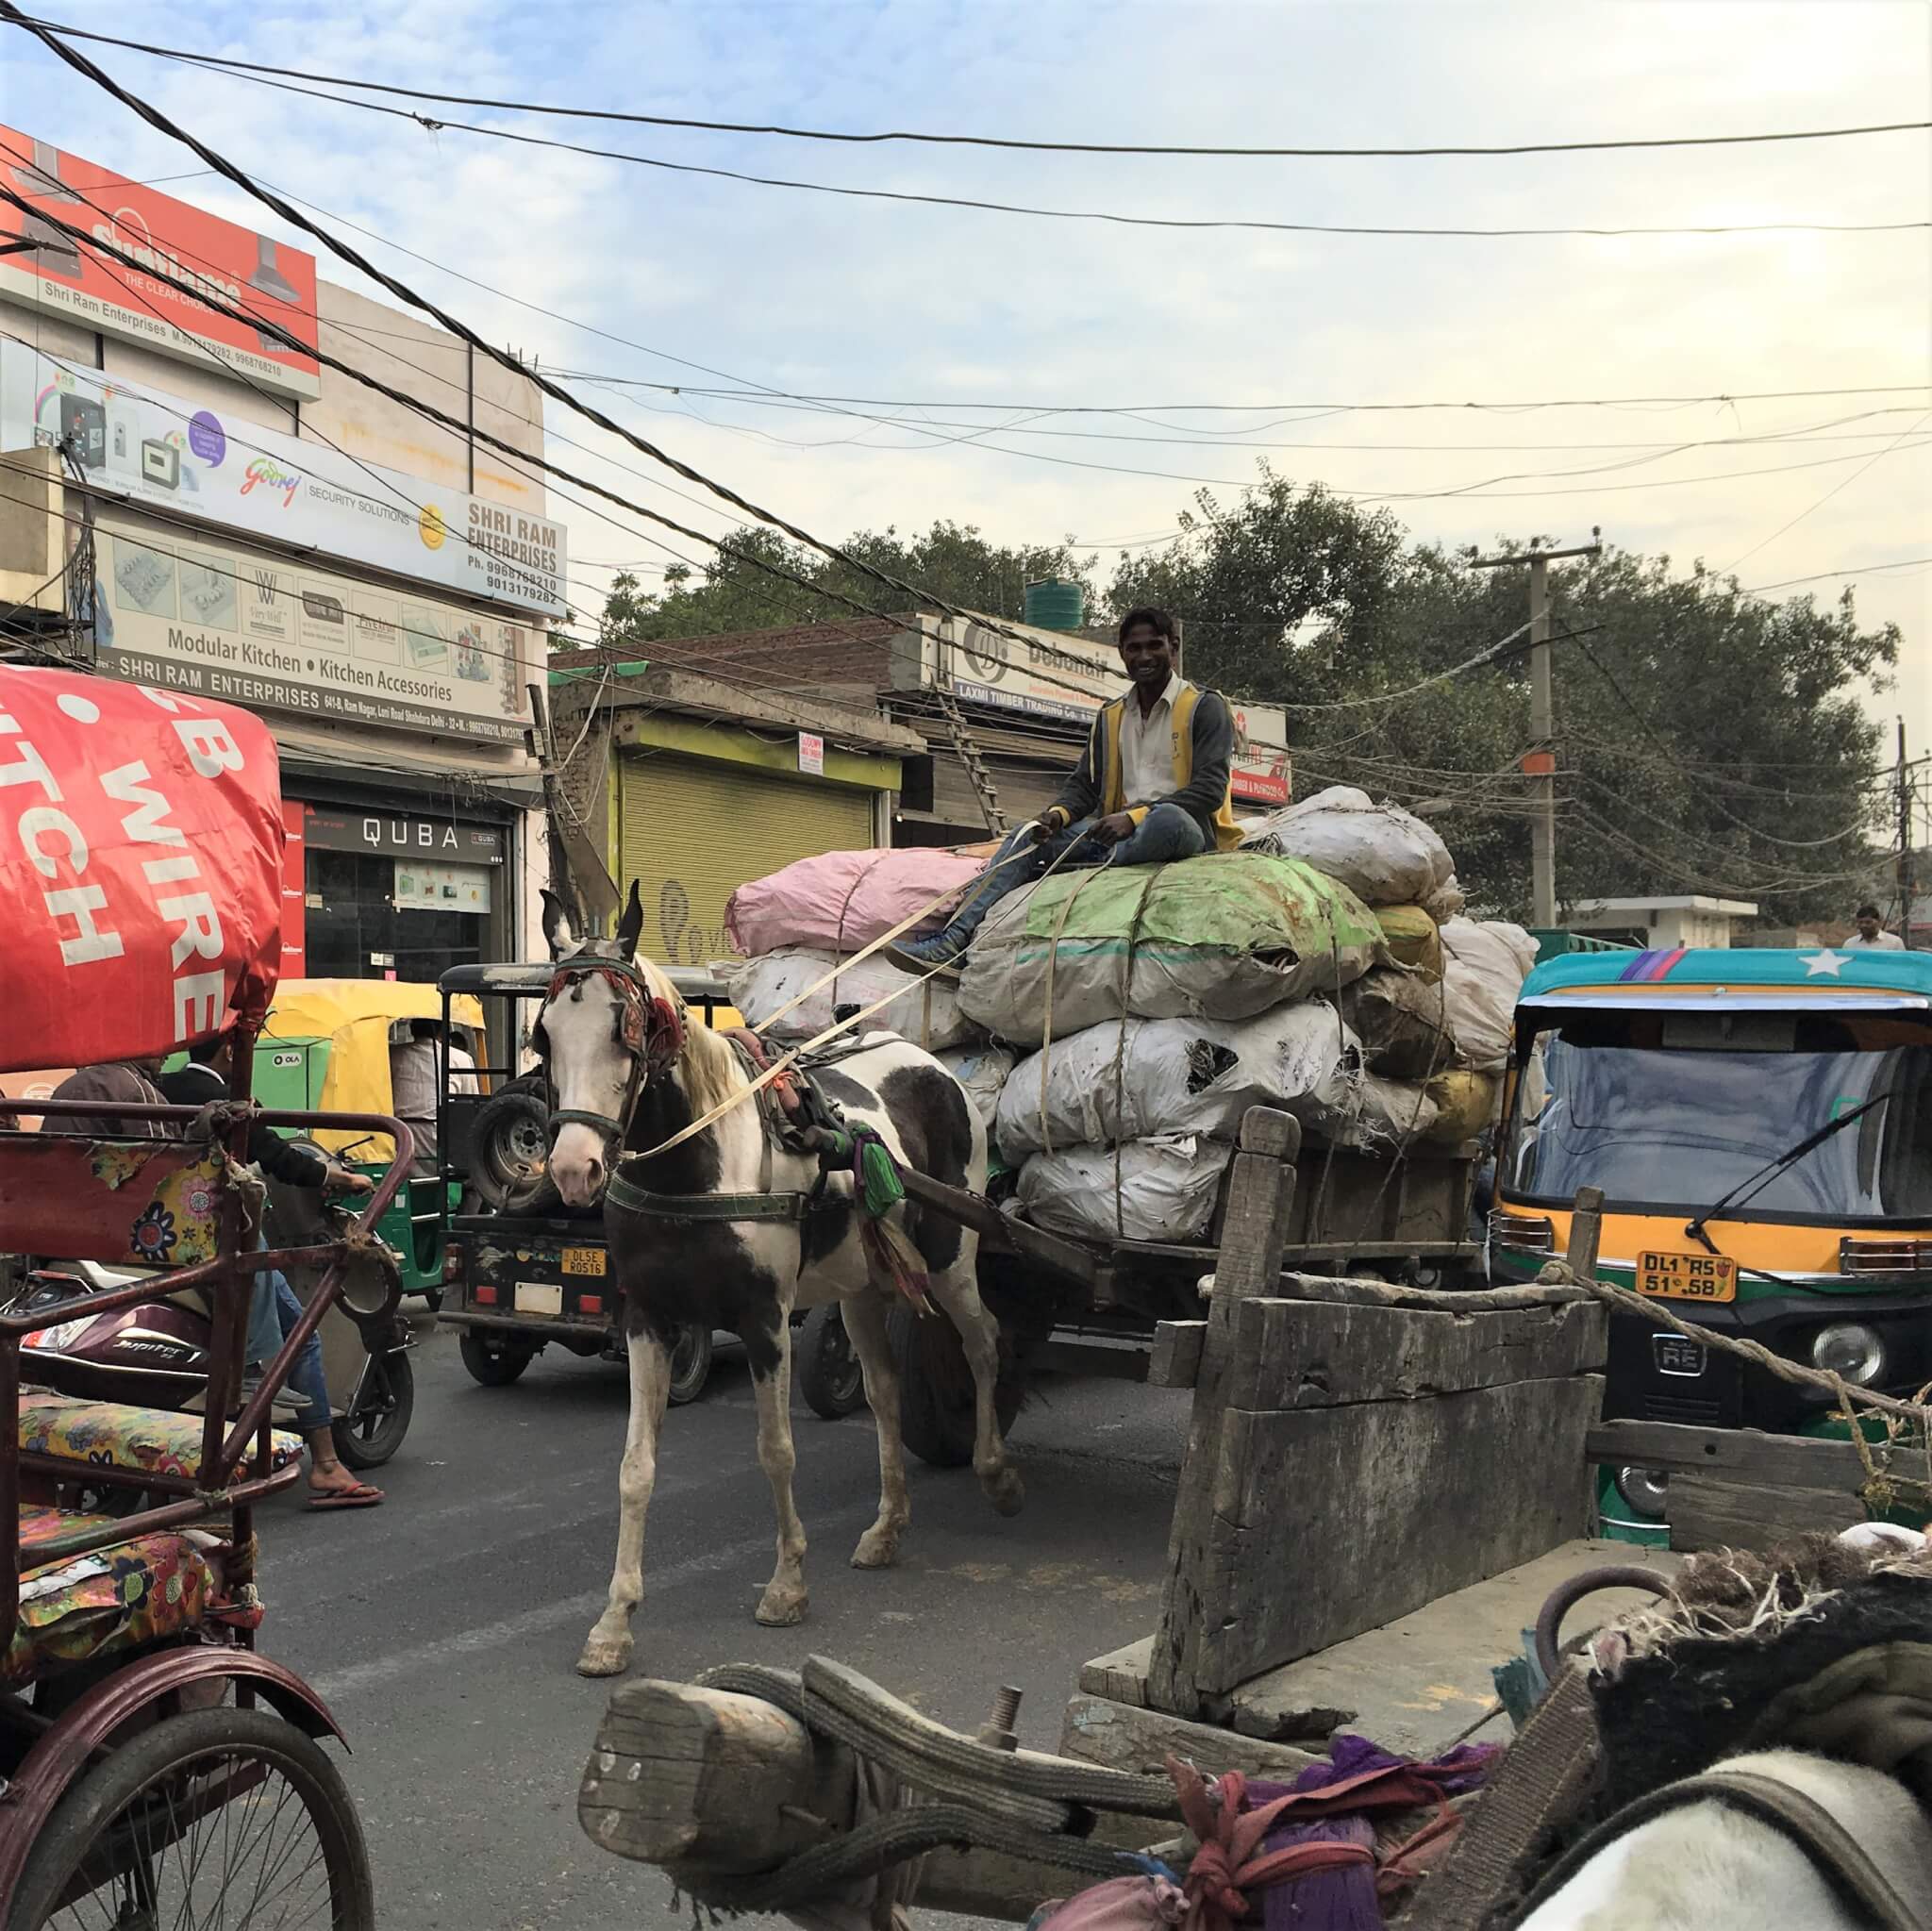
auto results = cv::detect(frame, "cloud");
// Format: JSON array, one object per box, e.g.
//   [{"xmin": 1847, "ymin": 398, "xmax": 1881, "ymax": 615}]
[{"xmin": 7, "ymin": 0, "xmax": 1925, "ymax": 731}]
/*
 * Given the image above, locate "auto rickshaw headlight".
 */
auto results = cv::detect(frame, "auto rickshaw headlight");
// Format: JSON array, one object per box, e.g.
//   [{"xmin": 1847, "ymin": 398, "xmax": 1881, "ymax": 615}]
[{"xmin": 1810, "ymin": 1322, "xmax": 1886, "ymax": 1386}]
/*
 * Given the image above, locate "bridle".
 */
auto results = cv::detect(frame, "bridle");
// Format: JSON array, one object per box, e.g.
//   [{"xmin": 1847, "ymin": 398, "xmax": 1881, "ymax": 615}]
[{"xmin": 535, "ymin": 953, "xmax": 686, "ymax": 1156}]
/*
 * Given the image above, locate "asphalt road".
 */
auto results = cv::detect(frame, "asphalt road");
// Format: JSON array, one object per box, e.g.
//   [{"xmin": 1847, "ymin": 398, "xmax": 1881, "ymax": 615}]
[{"xmin": 261, "ymin": 1319, "xmax": 1190, "ymax": 1931}]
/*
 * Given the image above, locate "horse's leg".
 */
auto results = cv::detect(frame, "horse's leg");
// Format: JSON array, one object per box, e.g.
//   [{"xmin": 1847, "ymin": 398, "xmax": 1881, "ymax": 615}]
[
  {"xmin": 841, "ymin": 1290, "xmax": 910, "ymax": 1569},
  {"xmin": 750, "ymin": 1316, "xmax": 810, "ymax": 1626},
  {"xmin": 576, "ymin": 1324, "xmax": 673, "ymax": 1677},
  {"xmin": 924, "ymin": 1255, "xmax": 1024, "ymax": 1518}
]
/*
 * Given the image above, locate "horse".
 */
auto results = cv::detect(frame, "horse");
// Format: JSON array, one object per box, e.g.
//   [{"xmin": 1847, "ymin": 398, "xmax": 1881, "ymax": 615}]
[{"xmin": 535, "ymin": 885, "xmax": 1024, "ymax": 1677}]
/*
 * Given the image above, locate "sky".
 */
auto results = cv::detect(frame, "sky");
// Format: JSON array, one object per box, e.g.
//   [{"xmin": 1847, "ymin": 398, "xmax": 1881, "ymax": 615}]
[{"xmin": 2, "ymin": 0, "xmax": 1927, "ymax": 753}]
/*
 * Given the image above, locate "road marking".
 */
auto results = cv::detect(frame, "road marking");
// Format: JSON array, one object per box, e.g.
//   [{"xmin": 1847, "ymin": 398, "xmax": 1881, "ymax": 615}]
[{"xmin": 308, "ymin": 1499, "xmax": 875, "ymax": 1703}]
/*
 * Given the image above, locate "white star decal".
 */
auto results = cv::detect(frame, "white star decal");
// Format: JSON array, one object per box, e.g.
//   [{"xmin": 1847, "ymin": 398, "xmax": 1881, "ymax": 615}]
[{"xmin": 1802, "ymin": 949, "xmax": 1851, "ymax": 977}]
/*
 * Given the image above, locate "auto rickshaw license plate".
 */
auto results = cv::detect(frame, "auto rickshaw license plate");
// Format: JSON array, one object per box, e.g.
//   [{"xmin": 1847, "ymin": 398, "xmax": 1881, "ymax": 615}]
[
  {"xmin": 1634, "ymin": 1249, "xmax": 1738, "ymax": 1302},
  {"xmin": 561, "ymin": 1246, "xmax": 607, "ymax": 1276}
]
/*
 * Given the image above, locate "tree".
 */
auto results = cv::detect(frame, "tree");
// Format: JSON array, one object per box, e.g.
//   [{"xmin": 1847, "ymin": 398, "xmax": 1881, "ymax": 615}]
[{"xmin": 597, "ymin": 521, "xmax": 1098, "ymax": 648}]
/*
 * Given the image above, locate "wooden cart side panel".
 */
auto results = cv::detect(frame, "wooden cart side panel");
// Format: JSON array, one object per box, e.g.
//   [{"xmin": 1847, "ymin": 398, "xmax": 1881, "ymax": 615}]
[
  {"xmin": 1191, "ymin": 1372, "xmax": 1604, "ymax": 1695},
  {"xmin": 1224, "ymin": 1297, "xmax": 1606, "ymax": 1413}
]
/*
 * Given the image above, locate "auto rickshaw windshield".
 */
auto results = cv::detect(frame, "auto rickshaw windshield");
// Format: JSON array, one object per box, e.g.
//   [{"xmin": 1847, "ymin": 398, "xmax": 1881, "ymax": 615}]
[{"xmin": 1503, "ymin": 1008, "xmax": 1932, "ymax": 1221}]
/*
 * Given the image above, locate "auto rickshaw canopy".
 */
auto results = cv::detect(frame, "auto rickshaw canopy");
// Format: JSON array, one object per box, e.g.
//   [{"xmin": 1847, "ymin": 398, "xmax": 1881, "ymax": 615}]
[{"xmin": 259, "ymin": 979, "xmax": 488, "ymax": 1159}]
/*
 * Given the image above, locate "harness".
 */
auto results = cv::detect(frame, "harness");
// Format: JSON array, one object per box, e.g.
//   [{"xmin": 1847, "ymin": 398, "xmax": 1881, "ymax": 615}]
[
  {"xmin": 1508, "ymin": 1762, "xmax": 1928, "ymax": 1930},
  {"xmin": 541, "ymin": 957, "xmax": 931, "ymax": 1304}
]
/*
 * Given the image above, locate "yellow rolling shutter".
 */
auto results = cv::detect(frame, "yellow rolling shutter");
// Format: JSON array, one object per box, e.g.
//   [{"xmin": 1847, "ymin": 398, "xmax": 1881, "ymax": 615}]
[{"xmin": 618, "ymin": 750, "xmax": 874, "ymax": 967}]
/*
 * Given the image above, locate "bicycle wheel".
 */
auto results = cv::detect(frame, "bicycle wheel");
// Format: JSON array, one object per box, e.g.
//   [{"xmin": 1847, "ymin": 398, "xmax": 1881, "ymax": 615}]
[{"xmin": 12, "ymin": 1706, "xmax": 375, "ymax": 1929}]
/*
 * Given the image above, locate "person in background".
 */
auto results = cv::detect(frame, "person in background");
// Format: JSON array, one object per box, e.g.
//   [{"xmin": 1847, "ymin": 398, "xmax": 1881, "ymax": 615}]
[
  {"xmin": 42, "ymin": 1057, "xmax": 170, "ymax": 1139},
  {"xmin": 162, "ymin": 1036, "xmax": 383, "ymax": 1511},
  {"xmin": 443, "ymin": 1028, "xmax": 481, "ymax": 1099},
  {"xmin": 888, "ymin": 607, "xmax": 1239, "ymax": 976},
  {"xmin": 390, "ymin": 1021, "xmax": 443, "ymax": 1174},
  {"xmin": 1845, "ymin": 904, "xmax": 1905, "ymax": 951}
]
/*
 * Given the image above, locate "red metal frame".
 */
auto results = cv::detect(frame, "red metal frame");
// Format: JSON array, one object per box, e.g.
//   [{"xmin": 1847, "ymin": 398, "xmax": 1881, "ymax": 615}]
[
  {"xmin": 0, "ymin": 1068, "xmax": 412, "ymax": 1911},
  {"xmin": 0, "ymin": 1646, "xmax": 345, "ymax": 1905}
]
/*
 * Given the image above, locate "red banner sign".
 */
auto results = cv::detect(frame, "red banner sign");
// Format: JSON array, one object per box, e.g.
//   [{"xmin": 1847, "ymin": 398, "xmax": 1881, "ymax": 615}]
[
  {"xmin": 0, "ymin": 667, "xmax": 284, "ymax": 1073},
  {"xmin": 0, "ymin": 126, "xmax": 321, "ymax": 400}
]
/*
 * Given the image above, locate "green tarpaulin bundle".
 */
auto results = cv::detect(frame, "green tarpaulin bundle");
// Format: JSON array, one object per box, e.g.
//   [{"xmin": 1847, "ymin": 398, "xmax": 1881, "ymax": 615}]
[{"xmin": 957, "ymin": 853, "xmax": 1383, "ymax": 1049}]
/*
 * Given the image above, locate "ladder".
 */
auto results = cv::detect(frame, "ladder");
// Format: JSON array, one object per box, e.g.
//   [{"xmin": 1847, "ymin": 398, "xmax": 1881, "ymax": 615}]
[{"xmin": 933, "ymin": 688, "xmax": 1007, "ymax": 835}]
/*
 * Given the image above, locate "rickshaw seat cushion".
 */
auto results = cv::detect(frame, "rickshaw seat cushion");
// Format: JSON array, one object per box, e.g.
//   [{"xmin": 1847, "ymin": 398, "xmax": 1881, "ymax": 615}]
[
  {"xmin": 0, "ymin": 1136, "xmax": 230, "ymax": 1269},
  {"xmin": 7, "ymin": 1505, "xmax": 220, "ymax": 1689},
  {"xmin": 19, "ymin": 1390, "xmax": 305, "ymax": 1476}
]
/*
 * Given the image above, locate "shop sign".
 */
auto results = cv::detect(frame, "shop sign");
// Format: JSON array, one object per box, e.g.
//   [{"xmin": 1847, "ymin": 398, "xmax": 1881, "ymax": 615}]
[
  {"xmin": 0, "ymin": 126, "xmax": 322, "ymax": 399},
  {"xmin": 2, "ymin": 341, "xmax": 569, "ymax": 616},
  {"xmin": 305, "ymin": 809, "xmax": 505, "ymax": 865},
  {"xmin": 797, "ymin": 731, "xmax": 824, "ymax": 775},
  {"xmin": 930, "ymin": 615, "xmax": 1291, "ymax": 806},
  {"xmin": 394, "ymin": 861, "xmax": 493, "ymax": 913},
  {"xmin": 85, "ymin": 512, "xmax": 535, "ymax": 743}
]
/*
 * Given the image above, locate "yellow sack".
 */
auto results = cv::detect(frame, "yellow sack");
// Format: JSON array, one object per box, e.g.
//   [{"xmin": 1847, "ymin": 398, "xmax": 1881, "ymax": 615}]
[
  {"xmin": 1376, "ymin": 904, "xmax": 1443, "ymax": 978},
  {"xmin": 1424, "ymin": 1068, "xmax": 1502, "ymax": 1144}
]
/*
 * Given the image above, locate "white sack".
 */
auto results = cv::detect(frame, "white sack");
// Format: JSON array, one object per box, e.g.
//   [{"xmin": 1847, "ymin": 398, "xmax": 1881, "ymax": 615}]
[
  {"xmin": 1240, "ymin": 785, "xmax": 1454, "ymax": 907},
  {"xmin": 1015, "ymin": 1134, "xmax": 1233, "ymax": 1244},
  {"xmin": 1439, "ymin": 918, "xmax": 1540, "ymax": 1072},
  {"xmin": 722, "ymin": 946, "xmax": 979, "ymax": 1052},
  {"xmin": 996, "ymin": 1003, "xmax": 1359, "ymax": 1158},
  {"xmin": 935, "ymin": 1042, "xmax": 1016, "ymax": 1133}
]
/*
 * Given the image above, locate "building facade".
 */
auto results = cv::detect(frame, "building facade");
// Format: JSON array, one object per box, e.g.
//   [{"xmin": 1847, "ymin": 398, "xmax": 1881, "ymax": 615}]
[{"xmin": 0, "ymin": 127, "xmax": 561, "ymax": 983}]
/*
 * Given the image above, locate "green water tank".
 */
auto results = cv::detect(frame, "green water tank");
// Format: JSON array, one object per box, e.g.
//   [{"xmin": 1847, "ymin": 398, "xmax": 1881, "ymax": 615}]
[{"xmin": 1024, "ymin": 578, "xmax": 1085, "ymax": 632}]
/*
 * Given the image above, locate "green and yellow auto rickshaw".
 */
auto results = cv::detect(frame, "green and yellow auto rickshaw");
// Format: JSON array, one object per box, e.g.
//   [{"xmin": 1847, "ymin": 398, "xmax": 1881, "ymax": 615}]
[{"xmin": 246, "ymin": 979, "xmax": 490, "ymax": 1309}]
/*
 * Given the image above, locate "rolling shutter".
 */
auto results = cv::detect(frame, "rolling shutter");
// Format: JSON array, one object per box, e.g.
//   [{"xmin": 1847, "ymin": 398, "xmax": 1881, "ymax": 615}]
[{"xmin": 618, "ymin": 750, "xmax": 874, "ymax": 967}]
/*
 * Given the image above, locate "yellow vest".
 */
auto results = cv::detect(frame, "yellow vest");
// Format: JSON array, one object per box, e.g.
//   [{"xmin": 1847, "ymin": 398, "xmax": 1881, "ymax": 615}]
[{"xmin": 1092, "ymin": 684, "xmax": 1242, "ymax": 852}]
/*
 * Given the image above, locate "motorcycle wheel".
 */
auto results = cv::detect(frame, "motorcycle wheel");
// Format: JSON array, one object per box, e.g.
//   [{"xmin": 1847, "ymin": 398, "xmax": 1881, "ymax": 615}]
[{"xmin": 332, "ymin": 1349, "xmax": 414, "ymax": 1471}]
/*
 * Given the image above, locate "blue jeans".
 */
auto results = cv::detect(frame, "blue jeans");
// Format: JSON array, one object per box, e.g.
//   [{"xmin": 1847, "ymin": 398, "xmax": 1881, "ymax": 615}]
[
  {"xmin": 936, "ymin": 802, "xmax": 1209, "ymax": 950},
  {"xmin": 248, "ymin": 1238, "xmax": 331, "ymax": 1435}
]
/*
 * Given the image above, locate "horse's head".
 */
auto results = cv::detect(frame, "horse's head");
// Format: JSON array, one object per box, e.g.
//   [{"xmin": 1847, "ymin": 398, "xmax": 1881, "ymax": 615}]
[{"xmin": 535, "ymin": 883, "xmax": 686, "ymax": 1207}]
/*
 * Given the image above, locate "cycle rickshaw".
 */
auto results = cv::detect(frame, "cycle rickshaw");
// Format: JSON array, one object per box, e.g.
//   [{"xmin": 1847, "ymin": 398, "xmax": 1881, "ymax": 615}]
[{"xmin": 0, "ymin": 666, "xmax": 396, "ymax": 1926}]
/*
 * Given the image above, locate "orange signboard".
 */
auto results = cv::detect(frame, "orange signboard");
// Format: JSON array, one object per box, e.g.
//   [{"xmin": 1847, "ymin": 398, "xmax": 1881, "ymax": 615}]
[{"xmin": 0, "ymin": 126, "xmax": 321, "ymax": 400}]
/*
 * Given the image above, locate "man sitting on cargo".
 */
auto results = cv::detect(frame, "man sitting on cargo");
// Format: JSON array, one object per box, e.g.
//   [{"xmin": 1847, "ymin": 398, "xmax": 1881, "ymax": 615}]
[{"xmin": 889, "ymin": 606, "xmax": 1240, "ymax": 978}]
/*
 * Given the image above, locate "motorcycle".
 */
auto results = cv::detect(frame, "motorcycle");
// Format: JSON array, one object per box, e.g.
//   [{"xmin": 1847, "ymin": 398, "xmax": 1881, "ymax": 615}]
[{"xmin": 10, "ymin": 1192, "xmax": 415, "ymax": 1476}]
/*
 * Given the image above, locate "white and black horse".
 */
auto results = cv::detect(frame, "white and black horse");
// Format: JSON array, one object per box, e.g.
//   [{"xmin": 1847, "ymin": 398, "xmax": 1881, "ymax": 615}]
[{"xmin": 536, "ymin": 886, "xmax": 1024, "ymax": 1677}]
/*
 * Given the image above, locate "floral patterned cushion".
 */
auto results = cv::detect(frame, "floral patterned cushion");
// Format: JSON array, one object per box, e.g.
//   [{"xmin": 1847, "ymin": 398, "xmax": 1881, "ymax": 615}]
[
  {"xmin": 19, "ymin": 1391, "xmax": 305, "ymax": 1476},
  {"xmin": 7, "ymin": 1505, "xmax": 220, "ymax": 1688}
]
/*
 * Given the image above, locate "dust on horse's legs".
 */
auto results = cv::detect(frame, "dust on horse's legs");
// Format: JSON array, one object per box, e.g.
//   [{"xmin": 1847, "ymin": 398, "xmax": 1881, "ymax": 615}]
[
  {"xmin": 577, "ymin": 1329, "xmax": 672, "ymax": 1677},
  {"xmin": 752, "ymin": 1337, "xmax": 809, "ymax": 1625},
  {"xmin": 841, "ymin": 1291, "xmax": 910, "ymax": 1569}
]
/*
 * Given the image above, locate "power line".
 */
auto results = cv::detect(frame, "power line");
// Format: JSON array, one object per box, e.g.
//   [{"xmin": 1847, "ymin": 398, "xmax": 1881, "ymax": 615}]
[
  {"xmin": 20, "ymin": 19, "xmax": 1929, "ymax": 161},
  {"xmin": 1722, "ymin": 412, "xmax": 1932, "ymax": 573},
  {"xmin": 8, "ymin": 14, "xmax": 1921, "ymax": 242},
  {"xmin": 1738, "ymin": 556, "xmax": 1932, "ymax": 594}
]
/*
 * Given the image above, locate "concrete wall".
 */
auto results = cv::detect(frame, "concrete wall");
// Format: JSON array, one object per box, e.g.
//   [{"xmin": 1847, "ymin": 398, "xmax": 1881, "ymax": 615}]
[{"xmin": 308, "ymin": 282, "xmax": 547, "ymax": 515}]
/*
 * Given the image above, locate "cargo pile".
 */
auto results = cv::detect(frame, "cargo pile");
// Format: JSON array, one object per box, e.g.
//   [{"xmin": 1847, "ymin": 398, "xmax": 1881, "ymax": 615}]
[{"xmin": 720, "ymin": 788, "xmax": 1538, "ymax": 1245}]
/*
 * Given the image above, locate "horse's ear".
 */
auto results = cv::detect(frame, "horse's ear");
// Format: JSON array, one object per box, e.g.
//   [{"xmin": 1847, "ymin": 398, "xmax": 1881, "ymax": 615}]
[
  {"xmin": 615, "ymin": 880, "xmax": 644, "ymax": 961},
  {"xmin": 541, "ymin": 889, "xmax": 576, "ymax": 960}
]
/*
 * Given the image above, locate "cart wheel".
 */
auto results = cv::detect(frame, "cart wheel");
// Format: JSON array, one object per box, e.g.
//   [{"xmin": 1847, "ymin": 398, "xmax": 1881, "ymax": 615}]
[
  {"xmin": 333, "ymin": 1348, "xmax": 415, "ymax": 1470},
  {"xmin": 888, "ymin": 1304, "xmax": 1025, "ymax": 1469},
  {"xmin": 796, "ymin": 1304, "xmax": 866, "ymax": 1420},
  {"xmin": 667, "ymin": 1323, "xmax": 714, "ymax": 1406},
  {"xmin": 459, "ymin": 1330, "xmax": 537, "ymax": 1387},
  {"xmin": 11, "ymin": 1706, "xmax": 375, "ymax": 1929}
]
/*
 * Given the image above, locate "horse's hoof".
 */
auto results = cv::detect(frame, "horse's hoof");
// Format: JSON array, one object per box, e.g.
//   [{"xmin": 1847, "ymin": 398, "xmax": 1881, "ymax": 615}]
[
  {"xmin": 575, "ymin": 1638, "xmax": 633, "ymax": 1678},
  {"xmin": 984, "ymin": 1467, "xmax": 1025, "ymax": 1518},
  {"xmin": 851, "ymin": 1526, "xmax": 901, "ymax": 1570},
  {"xmin": 755, "ymin": 1585, "xmax": 809, "ymax": 1626}
]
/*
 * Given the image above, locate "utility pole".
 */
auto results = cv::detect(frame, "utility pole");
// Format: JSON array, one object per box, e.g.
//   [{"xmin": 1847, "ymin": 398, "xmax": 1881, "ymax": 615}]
[
  {"xmin": 1899, "ymin": 718, "xmax": 1915, "ymax": 950},
  {"xmin": 1472, "ymin": 532, "xmax": 1603, "ymax": 929}
]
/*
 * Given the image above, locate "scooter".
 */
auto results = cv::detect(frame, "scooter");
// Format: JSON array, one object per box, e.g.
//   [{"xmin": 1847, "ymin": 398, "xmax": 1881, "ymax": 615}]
[{"xmin": 10, "ymin": 1200, "xmax": 414, "ymax": 1474}]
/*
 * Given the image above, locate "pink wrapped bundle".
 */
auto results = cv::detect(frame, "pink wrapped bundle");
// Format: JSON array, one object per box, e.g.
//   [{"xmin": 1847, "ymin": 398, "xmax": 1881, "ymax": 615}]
[{"xmin": 724, "ymin": 846, "xmax": 986, "ymax": 957}]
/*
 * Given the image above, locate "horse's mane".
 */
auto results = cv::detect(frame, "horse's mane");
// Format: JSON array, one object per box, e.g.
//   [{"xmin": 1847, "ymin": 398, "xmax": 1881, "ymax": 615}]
[{"xmin": 631, "ymin": 954, "xmax": 743, "ymax": 1124}]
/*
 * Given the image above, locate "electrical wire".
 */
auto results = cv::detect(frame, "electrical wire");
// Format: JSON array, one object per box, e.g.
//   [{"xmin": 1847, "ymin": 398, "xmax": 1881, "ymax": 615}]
[
  {"xmin": 19, "ymin": 19, "xmax": 1928, "ymax": 161},
  {"xmin": 1722, "ymin": 411, "xmax": 1932, "ymax": 574},
  {"xmin": 6, "ymin": 13, "xmax": 1921, "ymax": 241},
  {"xmin": 1738, "ymin": 556, "xmax": 1932, "ymax": 594}
]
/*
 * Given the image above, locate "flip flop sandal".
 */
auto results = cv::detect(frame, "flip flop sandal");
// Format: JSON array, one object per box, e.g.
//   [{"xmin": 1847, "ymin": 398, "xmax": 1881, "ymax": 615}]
[{"xmin": 307, "ymin": 1483, "xmax": 384, "ymax": 1510}]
